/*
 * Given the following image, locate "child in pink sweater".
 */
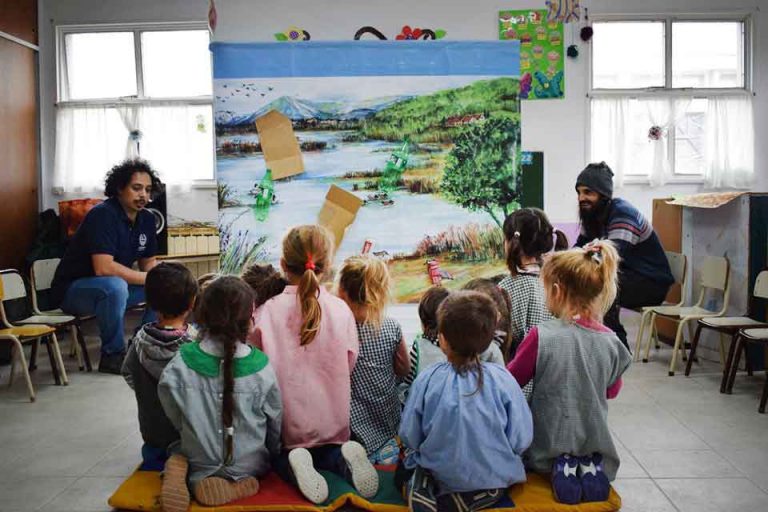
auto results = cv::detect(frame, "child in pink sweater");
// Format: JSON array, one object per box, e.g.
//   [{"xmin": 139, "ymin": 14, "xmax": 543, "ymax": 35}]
[{"xmin": 252, "ymin": 225, "xmax": 378, "ymax": 504}]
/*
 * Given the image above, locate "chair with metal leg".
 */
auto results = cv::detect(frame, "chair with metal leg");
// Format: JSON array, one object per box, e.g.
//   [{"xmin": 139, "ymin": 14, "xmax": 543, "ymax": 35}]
[
  {"xmin": 635, "ymin": 251, "xmax": 688, "ymax": 362},
  {"xmin": 640, "ymin": 256, "xmax": 731, "ymax": 376},
  {"xmin": 725, "ymin": 328, "xmax": 768, "ymax": 413},
  {"xmin": 684, "ymin": 270, "xmax": 768, "ymax": 388}
]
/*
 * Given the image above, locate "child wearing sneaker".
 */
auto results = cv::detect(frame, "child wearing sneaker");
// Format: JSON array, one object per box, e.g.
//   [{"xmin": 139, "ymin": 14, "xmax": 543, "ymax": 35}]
[
  {"xmin": 252, "ymin": 225, "xmax": 378, "ymax": 504},
  {"xmin": 158, "ymin": 276, "xmax": 282, "ymax": 512},
  {"xmin": 498, "ymin": 208, "xmax": 569, "ymax": 360},
  {"xmin": 399, "ymin": 291, "xmax": 532, "ymax": 512},
  {"xmin": 338, "ymin": 255, "xmax": 410, "ymax": 465},
  {"xmin": 507, "ymin": 240, "xmax": 632, "ymax": 504},
  {"xmin": 121, "ymin": 262, "xmax": 197, "ymax": 470}
]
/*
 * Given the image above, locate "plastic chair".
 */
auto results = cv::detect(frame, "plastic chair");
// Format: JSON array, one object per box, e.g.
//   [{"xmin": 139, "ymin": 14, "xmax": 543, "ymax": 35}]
[
  {"xmin": 685, "ymin": 270, "xmax": 768, "ymax": 388},
  {"xmin": 30, "ymin": 259, "xmax": 94, "ymax": 371},
  {"xmin": 641, "ymin": 256, "xmax": 731, "ymax": 376},
  {"xmin": 0, "ymin": 269, "xmax": 80, "ymax": 374},
  {"xmin": 634, "ymin": 251, "xmax": 688, "ymax": 362},
  {"xmin": 724, "ymin": 328, "xmax": 768, "ymax": 413},
  {"xmin": 0, "ymin": 280, "xmax": 68, "ymax": 402}
]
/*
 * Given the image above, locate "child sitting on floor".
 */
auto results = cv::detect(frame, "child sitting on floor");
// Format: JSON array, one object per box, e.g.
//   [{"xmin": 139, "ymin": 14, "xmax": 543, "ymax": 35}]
[
  {"xmin": 399, "ymin": 291, "xmax": 532, "ymax": 512},
  {"xmin": 462, "ymin": 278, "xmax": 513, "ymax": 358},
  {"xmin": 121, "ymin": 262, "xmax": 197, "ymax": 470},
  {"xmin": 498, "ymin": 208, "xmax": 568, "ymax": 360},
  {"xmin": 253, "ymin": 225, "xmax": 378, "ymax": 504},
  {"xmin": 338, "ymin": 255, "xmax": 410, "ymax": 465},
  {"xmin": 158, "ymin": 276, "xmax": 282, "ymax": 511},
  {"xmin": 507, "ymin": 240, "xmax": 631, "ymax": 504},
  {"xmin": 399, "ymin": 287, "xmax": 505, "ymax": 405}
]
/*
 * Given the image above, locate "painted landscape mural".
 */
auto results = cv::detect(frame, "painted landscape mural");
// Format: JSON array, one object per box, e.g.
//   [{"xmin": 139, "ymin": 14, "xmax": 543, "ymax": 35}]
[{"xmin": 215, "ymin": 73, "xmax": 525, "ymax": 302}]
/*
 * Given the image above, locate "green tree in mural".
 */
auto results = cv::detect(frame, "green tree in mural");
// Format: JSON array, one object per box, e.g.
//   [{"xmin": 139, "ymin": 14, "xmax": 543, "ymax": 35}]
[{"xmin": 441, "ymin": 117, "xmax": 522, "ymax": 228}]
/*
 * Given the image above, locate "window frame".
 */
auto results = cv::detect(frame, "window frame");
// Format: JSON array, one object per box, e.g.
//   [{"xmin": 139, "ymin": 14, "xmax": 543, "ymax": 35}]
[
  {"xmin": 587, "ymin": 13, "xmax": 754, "ymax": 183},
  {"xmin": 56, "ymin": 21, "xmax": 213, "ymax": 106}
]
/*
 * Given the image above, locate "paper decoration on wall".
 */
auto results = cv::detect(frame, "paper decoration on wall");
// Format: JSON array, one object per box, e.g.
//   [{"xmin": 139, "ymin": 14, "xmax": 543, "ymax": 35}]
[
  {"xmin": 212, "ymin": 41, "xmax": 528, "ymax": 302},
  {"xmin": 208, "ymin": 0, "xmax": 217, "ymax": 34},
  {"xmin": 546, "ymin": 0, "xmax": 581, "ymax": 23},
  {"xmin": 353, "ymin": 26, "xmax": 446, "ymax": 40},
  {"xmin": 318, "ymin": 185, "xmax": 364, "ymax": 249},
  {"xmin": 274, "ymin": 26, "xmax": 311, "ymax": 41},
  {"xmin": 254, "ymin": 110, "xmax": 305, "ymax": 180},
  {"xmin": 499, "ymin": 10, "xmax": 564, "ymax": 100},
  {"xmin": 520, "ymin": 152, "xmax": 544, "ymax": 209}
]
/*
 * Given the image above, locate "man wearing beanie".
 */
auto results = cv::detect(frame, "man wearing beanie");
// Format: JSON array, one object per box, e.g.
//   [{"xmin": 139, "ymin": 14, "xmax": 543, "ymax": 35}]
[{"xmin": 575, "ymin": 162, "xmax": 674, "ymax": 350}]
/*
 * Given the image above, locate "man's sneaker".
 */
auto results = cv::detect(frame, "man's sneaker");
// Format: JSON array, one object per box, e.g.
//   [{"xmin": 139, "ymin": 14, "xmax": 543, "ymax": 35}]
[
  {"xmin": 288, "ymin": 448, "xmax": 328, "ymax": 504},
  {"xmin": 98, "ymin": 352, "xmax": 125, "ymax": 374},
  {"xmin": 579, "ymin": 453, "xmax": 610, "ymax": 502},
  {"xmin": 341, "ymin": 441, "xmax": 379, "ymax": 498},
  {"xmin": 407, "ymin": 466, "xmax": 438, "ymax": 512},
  {"xmin": 551, "ymin": 454, "xmax": 581, "ymax": 504}
]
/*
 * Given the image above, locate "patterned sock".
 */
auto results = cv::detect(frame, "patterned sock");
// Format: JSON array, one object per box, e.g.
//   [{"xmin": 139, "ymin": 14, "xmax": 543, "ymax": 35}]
[
  {"xmin": 193, "ymin": 476, "xmax": 259, "ymax": 506},
  {"xmin": 551, "ymin": 454, "xmax": 581, "ymax": 504},
  {"xmin": 579, "ymin": 453, "xmax": 611, "ymax": 502}
]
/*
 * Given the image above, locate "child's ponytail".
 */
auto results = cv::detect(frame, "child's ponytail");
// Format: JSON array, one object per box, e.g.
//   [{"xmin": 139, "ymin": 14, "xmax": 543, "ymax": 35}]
[
  {"xmin": 282, "ymin": 225, "xmax": 333, "ymax": 346},
  {"xmin": 583, "ymin": 239, "xmax": 619, "ymax": 315},
  {"xmin": 553, "ymin": 229, "xmax": 570, "ymax": 251},
  {"xmin": 196, "ymin": 276, "xmax": 255, "ymax": 464}
]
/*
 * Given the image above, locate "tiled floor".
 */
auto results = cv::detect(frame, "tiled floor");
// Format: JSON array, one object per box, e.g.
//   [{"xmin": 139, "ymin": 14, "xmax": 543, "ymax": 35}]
[{"xmin": 1, "ymin": 309, "xmax": 767, "ymax": 511}]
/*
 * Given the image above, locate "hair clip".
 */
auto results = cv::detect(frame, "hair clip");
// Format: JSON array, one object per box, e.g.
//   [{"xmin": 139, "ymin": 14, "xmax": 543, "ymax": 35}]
[
  {"xmin": 514, "ymin": 231, "xmax": 521, "ymax": 238},
  {"xmin": 584, "ymin": 239, "xmax": 603, "ymax": 264},
  {"xmin": 225, "ymin": 426, "xmax": 234, "ymax": 436}
]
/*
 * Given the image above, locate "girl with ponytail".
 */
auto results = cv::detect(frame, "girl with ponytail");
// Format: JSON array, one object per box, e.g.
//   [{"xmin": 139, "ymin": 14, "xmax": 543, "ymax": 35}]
[
  {"xmin": 338, "ymin": 255, "xmax": 409, "ymax": 465},
  {"xmin": 158, "ymin": 276, "xmax": 282, "ymax": 511},
  {"xmin": 499, "ymin": 207, "xmax": 569, "ymax": 360},
  {"xmin": 253, "ymin": 225, "xmax": 378, "ymax": 505},
  {"xmin": 507, "ymin": 240, "xmax": 632, "ymax": 505}
]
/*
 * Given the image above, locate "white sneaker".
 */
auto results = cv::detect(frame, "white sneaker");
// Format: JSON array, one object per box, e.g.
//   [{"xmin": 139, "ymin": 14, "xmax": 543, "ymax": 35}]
[
  {"xmin": 341, "ymin": 441, "xmax": 379, "ymax": 498},
  {"xmin": 288, "ymin": 448, "xmax": 329, "ymax": 504}
]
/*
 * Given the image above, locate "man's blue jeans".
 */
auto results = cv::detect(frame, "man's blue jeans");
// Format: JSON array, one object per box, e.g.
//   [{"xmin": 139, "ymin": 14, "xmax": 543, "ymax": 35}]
[{"xmin": 60, "ymin": 277, "xmax": 155, "ymax": 356}]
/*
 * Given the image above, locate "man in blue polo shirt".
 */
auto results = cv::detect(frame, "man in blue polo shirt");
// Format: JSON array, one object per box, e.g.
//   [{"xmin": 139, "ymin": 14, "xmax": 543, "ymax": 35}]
[
  {"xmin": 575, "ymin": 162, "xmax": 674, "ymax": 350},
  {"xmin": 52, "ymin": 159, "xmax": 163, "ymax": 374}
]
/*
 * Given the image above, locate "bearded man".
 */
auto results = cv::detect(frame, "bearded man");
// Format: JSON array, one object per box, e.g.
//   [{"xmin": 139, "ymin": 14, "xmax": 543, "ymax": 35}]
[{"xmin": 575, "ymin": 162, "xmax": 674, "ymax": 349}]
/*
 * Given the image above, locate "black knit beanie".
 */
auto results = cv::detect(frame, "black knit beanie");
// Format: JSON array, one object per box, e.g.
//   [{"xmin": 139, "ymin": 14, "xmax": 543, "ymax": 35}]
[{"xmin": 576, "ymin": 162, "xmax": 614, "ymax": 199}]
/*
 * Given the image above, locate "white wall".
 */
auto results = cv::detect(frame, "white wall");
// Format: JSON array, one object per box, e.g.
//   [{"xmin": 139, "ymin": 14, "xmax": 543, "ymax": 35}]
[{"xmin": 38, "ymin": 0, "xmax": 768, "ymax": 225}]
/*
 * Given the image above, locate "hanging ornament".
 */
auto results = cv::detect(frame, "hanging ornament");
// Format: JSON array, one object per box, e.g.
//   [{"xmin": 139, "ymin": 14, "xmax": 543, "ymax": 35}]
[
  {"xmin": 567, "ymin": 44, "xmax": 579, "ymax": 58},
  {"xmin": 546, "ymin": 0, "xmax": 581, "ymax": 23},
  {"xmin": 580, "ymin": 8, "xmax": 593, "ymax": 41},
  {"xmin": 208, "ymin": 0, "xmax": 217, "ymax": 34},
  {"xmin": 648, "ymin": 125, "xmax": 663, "ymax": 141}
]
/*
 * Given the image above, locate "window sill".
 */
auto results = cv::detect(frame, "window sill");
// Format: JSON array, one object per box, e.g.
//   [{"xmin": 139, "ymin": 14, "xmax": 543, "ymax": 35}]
[{"xmin": 621, "ymin": 176, "xmax": 706, "ymax": 186}]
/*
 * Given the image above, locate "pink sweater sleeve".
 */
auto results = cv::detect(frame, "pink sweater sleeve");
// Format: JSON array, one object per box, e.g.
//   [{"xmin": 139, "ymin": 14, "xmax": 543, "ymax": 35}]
[
  {"xmin": 507, "ymin": 327, "xmax": 539, "ymax": 389},
  {"xmin": 607, "ymin": 378, "xmax": 623, "ymax": 399}
]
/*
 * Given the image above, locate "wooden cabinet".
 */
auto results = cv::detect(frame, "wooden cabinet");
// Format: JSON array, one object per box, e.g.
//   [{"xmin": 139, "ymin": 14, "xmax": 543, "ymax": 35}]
[{"xmin": 0, "ymin": 0, "xmax": 38, "ymax": 271}]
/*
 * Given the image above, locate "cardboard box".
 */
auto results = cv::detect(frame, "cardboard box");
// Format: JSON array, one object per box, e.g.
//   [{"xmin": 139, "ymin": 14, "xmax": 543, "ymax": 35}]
[
  {"xmin": 254, "ymin": 110, "xmax": 304, "ymax": 180},
  {"xmin": 317, "ymin": 185, "xmax": 363, "ymax": 248}
]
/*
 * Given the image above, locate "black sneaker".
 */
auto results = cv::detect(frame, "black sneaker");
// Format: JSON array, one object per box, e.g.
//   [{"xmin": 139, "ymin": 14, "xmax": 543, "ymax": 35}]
[
  {"xmin": 98, "ymin": 352, "xmax": 125, "ymax": 374},
  {"xmin": 407, "ymin": 466, "xmax": 438, "ymax": 512}
]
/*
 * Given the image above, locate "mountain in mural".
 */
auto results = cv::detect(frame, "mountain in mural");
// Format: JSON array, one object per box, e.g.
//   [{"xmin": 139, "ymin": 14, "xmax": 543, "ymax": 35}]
[{"xmin": 216, "ymin": 95, "xmax": 413, "ymax": 127}]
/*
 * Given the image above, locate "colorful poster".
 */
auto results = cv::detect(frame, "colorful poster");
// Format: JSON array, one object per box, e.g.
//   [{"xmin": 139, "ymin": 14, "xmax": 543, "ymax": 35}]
[
  {"xmin": 499, "ymin": 10, "xmax": 564, "ymax": 100},
  {"xmin": 212, "ymin": 42, "xmax": 535, "ymax": 302}
]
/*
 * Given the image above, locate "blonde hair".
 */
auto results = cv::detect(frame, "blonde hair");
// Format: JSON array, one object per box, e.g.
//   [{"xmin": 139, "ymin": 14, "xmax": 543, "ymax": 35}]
[
  {"xmin": 282, "ymin": 225, "xmax": 333, "ymax": 345},
  {"xmin": 541, "ymin": 240, "xmax": 619, "ymax": 320},
  {"xmin": 338, "ymin": 255, "xmax": 392, "ymax": 328}
]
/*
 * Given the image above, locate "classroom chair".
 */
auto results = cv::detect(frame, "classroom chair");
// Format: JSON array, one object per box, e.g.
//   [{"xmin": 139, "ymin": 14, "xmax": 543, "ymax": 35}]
[
  {"xmin": 0, "ymin": 269, "xmax": 80, "ymax": 375},
  {"xmin": 724, "ymin": 328, "xmax": 768, "ymax": 413},
  {"xmin": 0, "ymin": 278, "xmax": 68, "ymax": 402},
  {"xmin": 30, "ymin": 259, "xmax": 94, "ymax": 371},
  {"xmin": 640, "ymin": 256, "xmax": 731, "ymax": 376},
  {"xmin": 634, "ymin": 251, "xmax": 688, "ymax": 362},
  {"xmin": 684, "ymin": 270, "xmax": 768, "ymax": 389}
]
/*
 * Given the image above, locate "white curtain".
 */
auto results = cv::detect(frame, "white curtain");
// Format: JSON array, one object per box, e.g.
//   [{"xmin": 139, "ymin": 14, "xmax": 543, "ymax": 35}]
[
  {"xmin": 590, "ymin": 96, "xmax": 631, "ymax": 186},
  {"xmin": 642, "ymin": 97, "xmax": 691, "ymax": 187},
  {"xmin": 704, "ymin": 95, "xmax": 754, "ymax": 189},
  {"xmin": 54, "ymin": 103, "xmax": 214, "ymax": 193}
]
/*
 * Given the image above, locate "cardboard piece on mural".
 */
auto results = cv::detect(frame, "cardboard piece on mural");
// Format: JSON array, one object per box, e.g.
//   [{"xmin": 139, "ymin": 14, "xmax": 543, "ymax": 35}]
[
  {"xmin": 317, "ymin": 185, "xmax": 364, "ymax": 248},
  {"xmin": 254, "ymin": 110, "xmax": 304, "ymax": 179}
]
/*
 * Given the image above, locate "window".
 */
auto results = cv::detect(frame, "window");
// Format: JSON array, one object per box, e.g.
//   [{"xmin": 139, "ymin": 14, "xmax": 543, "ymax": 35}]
[
  {"xmin": 54, "ymin": 24, "xmax": 214, "ymax": 193},
  {"xmin": 589, "ymin": 17, "xmax": 754, "ymax": 188}
]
